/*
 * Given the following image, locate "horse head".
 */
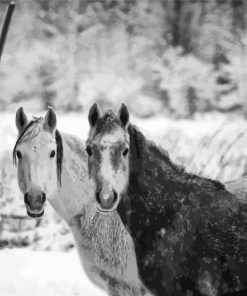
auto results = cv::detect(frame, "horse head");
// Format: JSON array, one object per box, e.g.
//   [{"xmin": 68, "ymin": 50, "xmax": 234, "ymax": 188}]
[
  {"xmin": 86, "ymin": 103, "xmax": 130, "ymax": 212},
  {"xmin": 14, "ymin": 107, "xmax": 62, "ymax": 218}
]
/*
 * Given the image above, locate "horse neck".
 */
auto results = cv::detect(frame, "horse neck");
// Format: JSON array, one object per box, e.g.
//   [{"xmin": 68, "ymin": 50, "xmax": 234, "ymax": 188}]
[
  {"xmin": 128, "ymin": 124, "xmax": 175, "ymax": 185},
  {"xmin": 127, "ymin": 130, "xmax": 218, "ymax": 214},
  {"xmin": 129, "ymin": 146, "xmax": 187, "ymax": 197},
  {"xmin": 49, "ymin": 132, "xmax": 93, "ymax": 224},
  {"xmin": 127, "ymin": 127, "xmax": 190, "ymax": 211}
]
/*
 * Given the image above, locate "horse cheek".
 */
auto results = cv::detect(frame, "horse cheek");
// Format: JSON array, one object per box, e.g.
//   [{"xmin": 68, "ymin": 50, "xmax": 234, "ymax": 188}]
[
  {"xmin": 88, "ymin": 160, "xmax": 99, "ymax": 193},
  {"xmin": 115, "ymin": 165, "xmax": 128, "ymax": 195},
  {"xmin": 46, "ymin": 162, "xmax": 57, "ymax": 195},
  {"xmin": 17, "ymin": 164, "xmax": 26, "ymax": 193}
]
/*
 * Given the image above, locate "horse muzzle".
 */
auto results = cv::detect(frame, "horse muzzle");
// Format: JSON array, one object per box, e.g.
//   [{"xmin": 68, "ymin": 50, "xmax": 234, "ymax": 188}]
[
  {"xmin": 95, "ymin": 189, "xmax": 119, "ymax": 213},
  {"xmin": 24, "ymin": 192, "xmax": 46, "ymax": 219},
  {"xmin": 27, "ymin": 209, "xmax": 44, "ymax": 218}
]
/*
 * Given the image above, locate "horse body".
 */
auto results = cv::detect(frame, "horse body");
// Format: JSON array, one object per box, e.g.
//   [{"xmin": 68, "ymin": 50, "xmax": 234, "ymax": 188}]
[
  {"xmin": 120, "ymin": 128, "xmax": 247, "ymax": 295},
  {"xmin": 86, "ymin": 104, "xmax": 247, "ymax": 296},
  {"xmin": 14, "ymin": 107, "xmax": 145, "ymax": 296}
]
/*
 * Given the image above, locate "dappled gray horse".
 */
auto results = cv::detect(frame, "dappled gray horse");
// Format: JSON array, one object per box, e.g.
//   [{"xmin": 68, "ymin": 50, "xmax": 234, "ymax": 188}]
[
  {"xmin": 86, "ymin": 103, "xmax": 247, "ymax": 296},
  {"xmin": 13, "ymin": 107, "xmax": 147, "ymax": 296}
]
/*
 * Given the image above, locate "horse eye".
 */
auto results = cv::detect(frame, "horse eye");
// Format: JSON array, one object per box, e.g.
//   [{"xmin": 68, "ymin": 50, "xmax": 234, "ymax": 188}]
[
  {"xmin": 123, "ymin": 148, "xmax": 129, "ymax": 157},
  {"xmin": 50, "ymin": 150, "xmax": 56, "ymax": 158},
  {"xmin": 16, "ymin": 150, "xmax": 22, "ymax": 159},
  {"xmin": 86, "ymin": 146, "xmax": 93, "ymax": 157}
]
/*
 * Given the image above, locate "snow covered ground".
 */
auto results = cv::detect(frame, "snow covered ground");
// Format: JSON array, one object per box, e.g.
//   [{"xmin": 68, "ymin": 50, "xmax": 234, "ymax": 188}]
[{"xmin": 0, "ymin": 249, "xmax": 106, "ymax": 296}]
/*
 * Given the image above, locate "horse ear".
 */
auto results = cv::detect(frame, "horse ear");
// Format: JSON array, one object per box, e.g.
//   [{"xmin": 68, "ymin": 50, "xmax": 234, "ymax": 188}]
[
  {"xmin": 44, "ymin": 106, "xmax": 57, "ymax": 133},
  {"xmin": 118, "ymin": 103, "xmax": 129, "ymax": 128},
  {"xmin": 88, "ymin": 103, "xmax": 101, "ymax": 127},
  {"xmin": 16, "ymin": 107, "xmax": 28, "ymax": 133}
]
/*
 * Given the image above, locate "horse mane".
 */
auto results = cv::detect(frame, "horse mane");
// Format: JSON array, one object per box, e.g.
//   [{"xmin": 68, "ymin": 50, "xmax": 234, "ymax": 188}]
[
  {"xmin": 127, "ymin": 124, "xmax": 147, "ymax": 160},
  {"xmin": 55, "ymin": 129, "xmax": 63, "ymax": 186},
  {"xmin": 127, "ymin": 124, "xmax": 225, "ymax": 198},
  {"xmin": 127, "ymin": 124, "xmax": 185, "ymax": 175},
  {"xmin": 148, "ymin": 140, "xmax": 186, "ymax": 174},
  {"xmin": 13, "ymin": 117, "xmax": 63, "ymax": 187},
  {"xmin": 94, "ymin": 110, "xmax": 121, "ymax": 136}
]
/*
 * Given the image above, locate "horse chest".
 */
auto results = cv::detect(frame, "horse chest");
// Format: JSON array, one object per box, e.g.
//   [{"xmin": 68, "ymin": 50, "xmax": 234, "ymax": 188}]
[{"xmin": 79, "ymin": 210, "xmax": 138, "ymax": 280}]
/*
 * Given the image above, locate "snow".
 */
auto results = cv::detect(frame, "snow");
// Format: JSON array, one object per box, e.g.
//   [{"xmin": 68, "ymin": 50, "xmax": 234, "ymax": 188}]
[{"xmin": 0, "ymin": 249, "xmax": 106, "ymax": 296}]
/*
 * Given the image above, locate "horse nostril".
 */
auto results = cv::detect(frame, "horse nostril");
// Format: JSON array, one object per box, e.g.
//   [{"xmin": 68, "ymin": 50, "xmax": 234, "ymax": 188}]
[
  {"xmin": 41, "ymin": 192, "xmax": 46, "ymax": 203},
  {"xmin": 96, "ymin": 192, "xmax": 101, "ymax": 204},
  {"xmin": 24, "ymin": 193, "xmax": 31, "ymax": 207},
  {"xmin": 113, "ymin": 190, "xmax": 118, "ymax": 202}
]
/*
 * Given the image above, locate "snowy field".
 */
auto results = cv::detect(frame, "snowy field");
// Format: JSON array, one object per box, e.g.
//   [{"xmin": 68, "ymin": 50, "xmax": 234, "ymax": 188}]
[
  {"xmin": 0, "ymin": 249, "xmax": 106, "ymax": 296},
  {"xmin": 1, "ymin": 111, "xmax": 247, "ymax": 296}
]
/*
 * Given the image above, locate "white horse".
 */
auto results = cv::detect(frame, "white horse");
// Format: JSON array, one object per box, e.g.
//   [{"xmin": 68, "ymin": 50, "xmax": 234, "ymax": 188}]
[{"xmin": 14, "ymin": 107, "xmax": 148, "ymax": 296}]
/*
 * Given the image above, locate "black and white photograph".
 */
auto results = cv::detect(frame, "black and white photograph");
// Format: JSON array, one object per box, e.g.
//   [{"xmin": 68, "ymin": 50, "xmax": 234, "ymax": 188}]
[{"xmin": 1, "ymin": 1, "xmax": 247, "ymax": 295}]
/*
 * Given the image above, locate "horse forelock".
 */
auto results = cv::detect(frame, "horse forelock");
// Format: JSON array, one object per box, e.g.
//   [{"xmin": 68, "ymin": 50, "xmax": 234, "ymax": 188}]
[
  {"xmin": 13, "ymin": 118, "xmax": 43, "ymax": 165},
  {"xmin": 94, "ymin": 111, "xmax": 122, "ymax": 136}
]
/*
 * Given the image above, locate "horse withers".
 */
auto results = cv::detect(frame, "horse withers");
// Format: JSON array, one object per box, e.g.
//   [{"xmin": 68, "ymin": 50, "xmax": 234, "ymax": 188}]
[
  {"xmin": 13, "ymin": 106, "xmax": 147, "ymax": 296},
  {"xmin": 86, "ymin": 103, "xmax": 247, "ymax": 296}
]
